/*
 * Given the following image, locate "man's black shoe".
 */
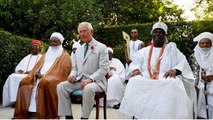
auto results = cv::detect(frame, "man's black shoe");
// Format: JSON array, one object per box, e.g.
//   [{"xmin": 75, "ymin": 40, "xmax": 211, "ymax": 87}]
[
  {"xmin": 81, "ymin": 117, "xmax": 88, "ymax": 119},
  {"xmin": 11, "ymin": 102, "xmax": 16, "ymax": 108},
  {"xmin": 65, "ymin": 115, "xmax": 73, "ymax": 119},
  {"xmin": 113, "ymin": 103, "xmax": 120, "ymax": 109}
]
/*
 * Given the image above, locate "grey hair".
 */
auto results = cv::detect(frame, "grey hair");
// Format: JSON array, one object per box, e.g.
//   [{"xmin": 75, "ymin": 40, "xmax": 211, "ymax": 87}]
[{"xmin": 78, "ymin": 22, "xmax": 93, "ymax": 33}]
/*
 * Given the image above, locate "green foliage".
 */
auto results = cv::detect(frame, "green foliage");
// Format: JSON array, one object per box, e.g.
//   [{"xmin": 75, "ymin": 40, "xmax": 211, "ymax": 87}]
[
  {"xmin": 0, "ymin": 0, "xmax": 104, "ymax": 44},
  {"xmin": 192, "ymin": 0, "xmax": 213, "ymax": 20},
  {"xmin": 0, "ymin": 0, "xmax": 186, "ymax": 50},
  {"xmin": 95, "ymin": 21, "xmax": 213, "ymax": 64},
  {"xmin": 0, "ymin": 30, "xmax": 47, "ymax": 101},
  {"xmin": 100, "ymin": 0, "xmax": 184, "ymax": 25}
]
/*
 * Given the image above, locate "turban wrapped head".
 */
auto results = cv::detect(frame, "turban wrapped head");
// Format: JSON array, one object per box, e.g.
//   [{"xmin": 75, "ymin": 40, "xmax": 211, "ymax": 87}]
[
  {"xmin": 50, "ymin": 32, "xmax": 65, "ymax": 44},
  {"xmin": 193, "ymin": 32, "xmax": 213, "ymax": 42}
]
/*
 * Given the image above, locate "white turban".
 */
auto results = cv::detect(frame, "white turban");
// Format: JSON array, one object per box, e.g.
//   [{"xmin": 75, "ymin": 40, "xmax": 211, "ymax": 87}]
[
  {"xmin": 151, "ymin": 22, "xmax": 168, "ymax": 34},
  {"xmin": 72, "ymin": 40, "xmax": 81, "ymax": 49},
  {"xmin": 50, "ymin": 32, "xmax": 65, "ymax": 44},
  {"xmin": 107, "ymin": 47, "xmax": 113, "ymax": 54},
  {"xmin": 193, "ymin": 32, "xmax": 213, "ymax": 73},
  {"xmin": 193, "ymin": 32, "xmax": 213, "ymax": 42}
]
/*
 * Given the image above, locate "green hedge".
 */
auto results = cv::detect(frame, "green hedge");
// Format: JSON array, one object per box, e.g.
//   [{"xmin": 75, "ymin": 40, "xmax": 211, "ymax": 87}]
[
  {"xmin": 95, "ymin": 21, "xmax": 213, "ymax": 64},
  {"xmin": 0, "ymin": 31, "xmax": 47, "ymax": 102}
]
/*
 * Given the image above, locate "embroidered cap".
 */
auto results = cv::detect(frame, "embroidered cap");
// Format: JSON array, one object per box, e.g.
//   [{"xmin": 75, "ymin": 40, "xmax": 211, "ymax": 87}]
[{"xmin": 151, "ymin": 16, "xmax": 168, "ymax": 35}]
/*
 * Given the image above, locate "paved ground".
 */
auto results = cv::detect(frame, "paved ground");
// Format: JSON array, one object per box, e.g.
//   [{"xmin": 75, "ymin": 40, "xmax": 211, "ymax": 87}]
[{"xmin": 0, "ymin": 103, "xmax": 121, "ymax": 119}]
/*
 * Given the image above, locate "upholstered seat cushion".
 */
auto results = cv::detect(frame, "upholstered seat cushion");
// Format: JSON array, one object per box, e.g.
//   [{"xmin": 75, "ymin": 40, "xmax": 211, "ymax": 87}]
[{"xmin": 71, "ymin": 89, "xmax": 83, "ymax": 96}]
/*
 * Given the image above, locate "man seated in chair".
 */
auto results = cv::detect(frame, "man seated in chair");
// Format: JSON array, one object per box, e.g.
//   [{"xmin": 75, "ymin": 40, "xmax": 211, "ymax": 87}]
[
  {"xmin": 2, "ymin": 40, "xmax": 42, "ymax": 107},
  {"xmin": 13, "ymin": 32, "xmax": 71, "ymax": 119},
  {"xmin": 119, "ymin": 19, "xmax": 196, "ymax": 119},
  {"xmin": 103, "ymin": 47, "xmax": 125, "ymax": 109},
  {"xmin": 57, "ymin": 22, "xmax": 109, "ymax": 119}
]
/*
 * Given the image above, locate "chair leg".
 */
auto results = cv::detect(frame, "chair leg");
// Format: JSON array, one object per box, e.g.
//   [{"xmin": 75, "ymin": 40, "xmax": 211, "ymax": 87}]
[
  {"xmin": 103, "ymin": 95, "xmax": 107, "ymax": 119},
  {"xmin": 95, "ymin": 98, "xmax": 99, "ymax": 119}
]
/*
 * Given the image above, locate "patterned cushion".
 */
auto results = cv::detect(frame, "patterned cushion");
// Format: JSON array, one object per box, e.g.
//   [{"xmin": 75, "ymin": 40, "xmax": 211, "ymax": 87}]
[{"xmin": 71, "ymin": 89, "xmax": 83, "ymax": 96}]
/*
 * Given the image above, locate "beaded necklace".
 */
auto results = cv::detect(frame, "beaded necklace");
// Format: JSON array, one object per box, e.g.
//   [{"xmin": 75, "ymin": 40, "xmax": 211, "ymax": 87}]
[
  {"xmin": 147, "ymin": 44, "xmax": 165, "ymax": 80},
  {"xmin": 26, "ymin": 54, "xmax": 39, "ymax": 72}
]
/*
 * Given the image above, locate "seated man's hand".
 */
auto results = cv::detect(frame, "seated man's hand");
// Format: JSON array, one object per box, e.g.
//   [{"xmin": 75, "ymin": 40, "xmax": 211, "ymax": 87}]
[
  {"xmin": 110, "ymin": 66, "xmax": 116, "ymax": 71},
  {"xmin": 164, "ymin": 69, "xmax": 176, "ymax": 79},
  {"xmin": 67, "ymin": 75, "xmax": 75, "ymax": 83},
  {"xmin": 202, "ymin": 75, "xmax": 213, "ymax": 82},
  {"xmin": 17, "ymin": 70, "xmax": 24, "ymax": 74},
  {"xmin": 24, "ymin": 71, "xmax": 30, "ymax": 74},
  {"xmin": 132, "ymin": 69, "xmax": 141, "ymax": 77},
  {"xmin": 80, "ymin": 78, "xmax": 93, "ymax": 89},
  {"xmin": 127, "ymin": 59, "xmax": 132, "ymax": 65}
]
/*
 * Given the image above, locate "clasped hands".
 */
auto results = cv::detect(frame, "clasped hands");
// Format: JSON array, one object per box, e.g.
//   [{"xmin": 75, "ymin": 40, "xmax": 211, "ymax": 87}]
[
  {"xmin": 202, "ymin": 75, "xmax": 213, "ymax": 82},
  {"xmin": 67, "ymin": 75, "xmax": 93, "ymax": 89}
]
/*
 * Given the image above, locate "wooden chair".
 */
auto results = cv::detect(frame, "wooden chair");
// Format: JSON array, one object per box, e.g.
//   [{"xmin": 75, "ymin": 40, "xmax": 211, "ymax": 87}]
[{"xmin": 70, "ymin": 89, "xmax": 107, "ymax": 119}]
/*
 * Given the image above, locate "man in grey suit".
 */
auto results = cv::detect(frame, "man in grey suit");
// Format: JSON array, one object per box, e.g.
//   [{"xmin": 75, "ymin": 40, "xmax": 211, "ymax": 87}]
[{"xmin": 57, "ymin": 22, "xmax": 109, "ymax": 119}]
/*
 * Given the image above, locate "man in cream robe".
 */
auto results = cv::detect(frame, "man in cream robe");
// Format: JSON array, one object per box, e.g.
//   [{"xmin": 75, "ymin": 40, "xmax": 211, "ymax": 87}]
[
  {"xmin": 3, "ymin": 40, "xmax": 42, "ymax": 107},
  {"xmin": 119, "ymin": 20, "xmax": 196, "ymax": 119},
  {"xmin": 105, "ymin": 47, "xmax": 125, "ymax": 109},
  {"xmin": 13, "ymin": 32, "xmax": 71, "ymax": 119}
]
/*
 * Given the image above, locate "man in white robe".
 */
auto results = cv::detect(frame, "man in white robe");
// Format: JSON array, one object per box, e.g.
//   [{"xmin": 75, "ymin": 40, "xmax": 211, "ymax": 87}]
[
  {"xmin": 119, "ymin": 19, "xmax": 196, "ymax": 119},
  {"xmin": 2, "ymin": 40, "xmax": 42, "ymax": 107},
  {"xmin": 188, "ymin": 32, "xmax": 213, "ymax": 119},
  {"xmin": 105, "ymin": 47, "xmax": 125, "ymax": 109},
  {"xmin": 124, "ymin": 29, "xmax": 144, "ymax": 81},
  {"xmin": 71, "ymin": 40, "xmax": 81, "ymax": 61},
  {"xmin": 13, "ymin": 32, "xmax": 71, "ymax": 119}
]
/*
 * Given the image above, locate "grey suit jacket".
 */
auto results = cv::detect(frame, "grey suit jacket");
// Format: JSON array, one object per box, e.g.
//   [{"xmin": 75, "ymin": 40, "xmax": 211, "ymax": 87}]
[{"xmin": 71, "ymin": 38, "xmax": 109, "ymax": 91}]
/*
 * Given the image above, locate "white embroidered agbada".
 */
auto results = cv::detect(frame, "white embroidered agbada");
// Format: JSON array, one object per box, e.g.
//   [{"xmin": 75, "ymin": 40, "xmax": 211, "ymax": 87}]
[
  {"xmin": 193, "ymin": 32, "xmax": 213, "ymax": 119},
  {"xmin": 119, "ymin": 42, "xmax": 196, "ymax": 119},
  {"xmin": 129, "ymin": 39, "xmax": 144, "ymax": 60},
  {"xmin": 3, "ymin": 54, "xmax": 42, "ymax": 107},
  {"xmin": 125, "ymin": 40, "xmax": 144, "ymax": 80},
  {"xmin": 106, "ymin": 58, "xmax": 125, "ymax": 107}
]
